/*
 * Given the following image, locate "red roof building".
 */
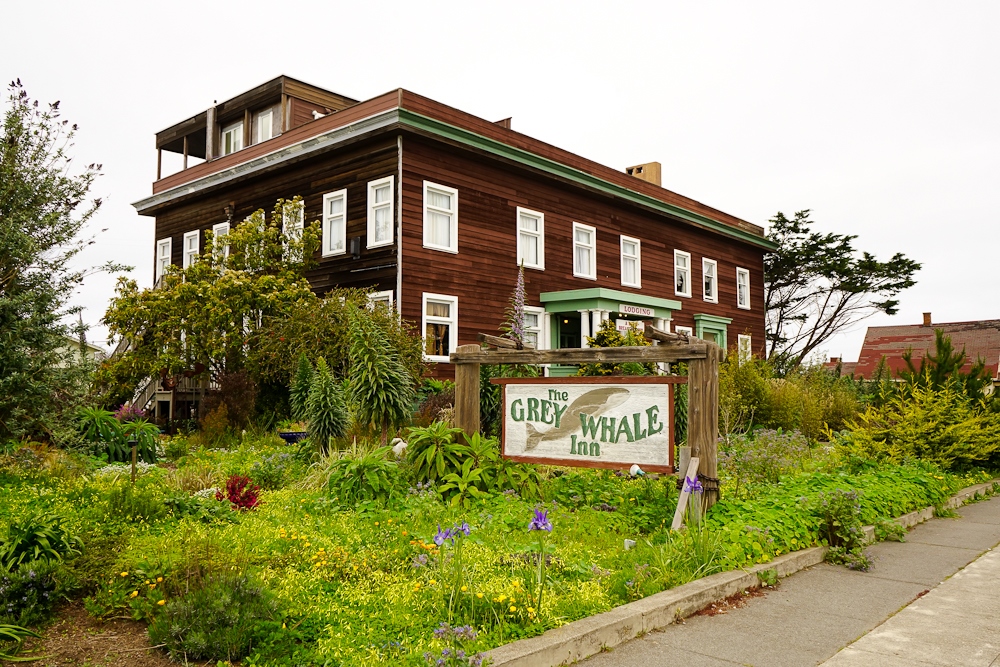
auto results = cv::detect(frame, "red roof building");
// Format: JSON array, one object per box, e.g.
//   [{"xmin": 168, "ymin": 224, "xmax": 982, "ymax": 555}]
[{"xmin": 827, "ymin": 313, "xmax": 1000, "ymax": 381}]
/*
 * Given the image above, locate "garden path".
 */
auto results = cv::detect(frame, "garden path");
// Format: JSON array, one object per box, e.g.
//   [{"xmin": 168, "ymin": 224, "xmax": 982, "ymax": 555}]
[{"xmin": 580, "ymin": 495, "xmax": 1000, "ymax": 667}]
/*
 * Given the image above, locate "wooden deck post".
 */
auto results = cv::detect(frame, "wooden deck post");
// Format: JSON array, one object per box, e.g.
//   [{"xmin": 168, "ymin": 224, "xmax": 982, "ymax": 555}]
[
  {"xmin": 454, "ymin": 344, "xmax": 481, "ymax": 435},
  {"xmin": 687, "ymin": 342, "xmax": 721, "ymax": 509}
]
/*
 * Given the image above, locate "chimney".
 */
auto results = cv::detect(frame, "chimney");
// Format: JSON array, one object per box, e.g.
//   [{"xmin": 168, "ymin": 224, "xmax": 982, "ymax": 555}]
[
  {"xmin": 830, "ymin": 357, "xmax": 841, "ymax": 364},
  {"xmin": 625, "ymin": 162, "xmax": 662, "ymax": 187},
  {"xmin": 922, "ymin": 312, "xmax": 932, "ymax": 327}
]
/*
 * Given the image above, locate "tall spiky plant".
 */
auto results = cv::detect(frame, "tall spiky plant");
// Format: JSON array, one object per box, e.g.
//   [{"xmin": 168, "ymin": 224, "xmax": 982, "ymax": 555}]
[
  {"xmin": 290, "ymin": 353, "xmax": 314, "ymax": 421},
  {"xmin": 348, "ymin": 307, "xmax": 416, "ymax": 445},
  {"xmin": 306, "ymin": 357, "xmax": 347, "ymax": 453},
  {"xmin": 501, "ymin": 262, "xmax": 527, "ymax": 349}
]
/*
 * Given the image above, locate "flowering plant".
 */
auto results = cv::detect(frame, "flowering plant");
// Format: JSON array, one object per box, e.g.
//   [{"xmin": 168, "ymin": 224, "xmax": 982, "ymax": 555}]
[
  {"xmin": 216, "ymin": 474, "xmax": 261, "ymax": 511},
  {"xmin": 528, "ymin": 508, "xmax": 553, "ymax": 615},
  {"xmin": 433, "ymin": 522, "xmax": 473, "ymax": 621},
  {"xmin": 501, "ymin": 263, "xmax": 527, "ymax": 349},
  {"xmin": 424, "ymin": 622, "xmax": 487, "ymax": 666},
  {"xmin": 113, "ymin": 403, "xmax": 146, "ymax": 423}
]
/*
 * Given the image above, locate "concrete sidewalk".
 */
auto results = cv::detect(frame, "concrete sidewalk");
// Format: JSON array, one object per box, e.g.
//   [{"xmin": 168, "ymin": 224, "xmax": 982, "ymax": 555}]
[{"xmin": 580, "ymin": 494, "xmax": 1000, "ymax": 667}]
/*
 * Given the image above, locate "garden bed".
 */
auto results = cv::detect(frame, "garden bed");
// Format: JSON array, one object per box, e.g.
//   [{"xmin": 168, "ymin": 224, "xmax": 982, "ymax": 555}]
[{"xmin": 0, "ymin": 437, "xmax": 993, "ymax": 666}]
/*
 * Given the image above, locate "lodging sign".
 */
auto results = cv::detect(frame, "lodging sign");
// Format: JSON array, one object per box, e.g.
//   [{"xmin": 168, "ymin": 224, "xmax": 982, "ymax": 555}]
[{"xmin": 492, "ymin": 377, "xmax": 679, "ymax": 473}]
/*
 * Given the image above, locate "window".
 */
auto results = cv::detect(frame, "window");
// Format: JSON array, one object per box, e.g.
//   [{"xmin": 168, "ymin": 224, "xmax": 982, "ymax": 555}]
[
  {"xmin": 674, "ymin": 325, "xmax": 693, "ymax": 337},
  {"xmin": 620, "ymin": 235, "xmax": 641, "ymax": 288},
  {"xmin": 703, "ymin": 258, "xmax": 718, "ymax": 303},
  {"xmin": 367, "ymin": 176, "xmax": 394, "ymax": 248},
  {"xmin": 524, "ymin": 306, "xmax": 545, "ymax": 349},
  {"xmin": 221, "ymin": 121, "xmax": 243, "ymax": 155},
  {"xmin": 422, "ymin": 293, "xmax": 458, "ymax": 362},
  {"xmin": 368, "ymin": 290, "xmax": 394, "ymax": 310},
  {"xmin": 322, "ymin": 189, "xmax": 347, "ymax": 257},
  {"xmin": 737, "ymin": 267, "xmax": 751, "ymax": 310},
  {"xmin": 255, "ymin": 109, "xmax": 273, "ymax": 144},
  {"xmin": 212, "ymin": 222, "xmax": 230, "ymax": 259},
  {"xmin": 573, "ymin": 222, "xmax": 596, "ymax": 280},
  {"xmin": 282, "ymin": 200, "xmax": 305, "ymax": 262},
  {"xmin": 423, "ymin": 181, "xmax": 458, "ymax": 253},
  {"xmin": 182, "ymin": 230, "xmax": 199, "ymax": 268},
  {"xmin": 516, "ymin": 207, "xmax": 545, "ymax": 270},
  {"xmin": 738, "ymin": 334, "xmax": 752, "ymax": 363},
  {"xmin": 674, "ymin": 250, "xmax": 691, "ymax": 297},
  {"xmin": 155, "ymin": 238, "xmax": 172, "ymax": 281}
]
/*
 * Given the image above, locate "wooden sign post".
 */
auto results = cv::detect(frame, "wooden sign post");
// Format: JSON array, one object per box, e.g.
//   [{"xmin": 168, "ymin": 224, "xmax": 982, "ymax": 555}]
[{"xmin": 451, "ymin": 324, "xmax": 723, "ymax": 508}]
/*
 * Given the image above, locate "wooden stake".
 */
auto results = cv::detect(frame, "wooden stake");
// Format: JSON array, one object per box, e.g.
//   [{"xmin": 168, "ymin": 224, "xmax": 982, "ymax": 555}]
[
  {"xmin": 670, "ymin": 457, "xmax": 701, "ymax": 530},
  {"xmin": 130, "ymin": 444, "xmax": 137, "ymax": 485}
]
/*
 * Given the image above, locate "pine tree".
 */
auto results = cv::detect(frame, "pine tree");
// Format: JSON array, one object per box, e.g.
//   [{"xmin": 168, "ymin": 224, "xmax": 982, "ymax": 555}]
[
  {"xmin": 306, "ymin": 357, "xmax": 347, "ymax": 453},
  {"xmin": 348, "ymin": 308, "xmax": 415, "ymax": 445},
  {"xmin": 290, "ymin": 353, "xmax": 313, "ymax": 421}
]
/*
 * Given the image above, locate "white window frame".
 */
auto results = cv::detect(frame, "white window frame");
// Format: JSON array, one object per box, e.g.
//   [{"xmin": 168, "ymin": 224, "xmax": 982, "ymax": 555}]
[
  {"xmin": 737, "ymin": 267, "xmax": 751, "ymax": 310},
  {"xmin": 155, "ymin": 238, "xmax": 172, "ymax": 282},
  {"xmin": 523, "ymin": 306, "xmax": 545, "ymax": 350},
  {"xmin": 282, "ymin": 200, "xmax": 305, "ymax": 262},
  {"xmin": 367, "ymin": 176, "xmax": 395, "ymax": 249},
  {"xmin": 572, "ymin": 222, "xmax": 597, "ymax": 280},
  {"xmin": 322, "ymin": 189, "xmax": 348, "ymax": 257},
  {"xmin": 211, "ymin": 222, "xmax": 230, "ymax": 259},
  {"xmin": 421, "ymin": 293, "xmax": 458, "ymax": 363},
  {"xmin": 703, "ymin": 258, "xmax": 718, "ymax": 303},
  {"xmin": 182, "ymin": 230, "xmax": 199, "ymax": 269},
  {"xmin": 255, "ymin": 109, "xmax": 273, "ymax": 144},
  {"xmin": 674, "ymin": 250, "xmax": 692, "ymax": 298},
  {"xmin": 620, "ymin": 235, "xmax": 641, "ymax": 288},
  {"xmin": 516, "ymin": 207, "xmax": 545, "ymax": 270},
  {"xmin": 221, "ymin": 121, "xmax": 243, "ymax": 155},
  {"xmin": 674, "ymin": 325, "xmax": 694, "ymax": 337},
  {"xmin": 422, "ymin": 181, "xmax": 458, "ymax": 253},
  {"xmin": 738, "ymin": 334, "xmax": 752, "ymax": 364},
  {"xmin": 368, "ymin": 290, "xmax": 394, "ymax": 309}
]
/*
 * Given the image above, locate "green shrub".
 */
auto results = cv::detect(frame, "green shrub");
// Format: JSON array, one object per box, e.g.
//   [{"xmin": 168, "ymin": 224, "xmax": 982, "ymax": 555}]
[
  {"xmin": 104, "ymin": 480, "xmax": 168, "ymax": 522},
  {"xmin": 147, "ymin": 572, "xmax": 280, "ymax": 662},
  {"xmin": 120, "ymin": 418, "xmax": 159, "ymax": 463},
  {"xmin": 720, "ymin": 429, "xmax": 810, "ymax": 497},
  {"xmin": 0, "ymin": 559, "xmax": 60, "ymax": 626},
  {"xmin": 163, "ymin": 435, "xmax": 189, "ymax": 461},
  {"xmin": 406, "ymin": 422, "xmax": 470, "ymax": 482},
  {"xmin": 0, "ymin": 511, "xmax": 82, "ymax": 569},
  {"xmin": 325, "ymin": 446, "xmax": 399, "ymax": 504},
  {"xmin": 840, "ymin": 382, "xmax": 1000, "ymax": 469},
  {"xmin": 306, "ymin": 357, "xmax": 348, "ymax": 453},
  {"xmin": 250, "ymin": 452, "xmax": 296, "ymax": 490}
]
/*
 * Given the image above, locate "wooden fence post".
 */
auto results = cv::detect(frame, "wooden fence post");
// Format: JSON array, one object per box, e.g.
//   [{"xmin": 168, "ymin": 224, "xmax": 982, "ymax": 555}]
[
  {"xmin": 687, "ymin": 343, "xmax": 721, "ymax": 508},
  {"xmin": 454, "ymin": 344, "xmax": 481, "ymax": 435}
]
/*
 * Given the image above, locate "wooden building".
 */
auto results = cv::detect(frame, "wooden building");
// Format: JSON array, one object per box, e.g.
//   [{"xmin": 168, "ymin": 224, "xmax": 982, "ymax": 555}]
[{"xmin": 134, "ymin": 75, "xmax": 775, "ymax": 380}]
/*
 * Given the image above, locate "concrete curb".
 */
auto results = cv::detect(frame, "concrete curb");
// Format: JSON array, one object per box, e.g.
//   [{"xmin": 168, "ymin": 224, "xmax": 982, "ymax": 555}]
[{"xmin": 486, "ymin": 479, "xmax": 1000, "ymax": 667}]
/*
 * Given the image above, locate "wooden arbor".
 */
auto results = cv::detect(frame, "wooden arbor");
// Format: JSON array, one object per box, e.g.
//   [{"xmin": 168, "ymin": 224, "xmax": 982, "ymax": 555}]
[{"xmin": 450, "ymin": 324, "xmax": 724, "ymax": 507}]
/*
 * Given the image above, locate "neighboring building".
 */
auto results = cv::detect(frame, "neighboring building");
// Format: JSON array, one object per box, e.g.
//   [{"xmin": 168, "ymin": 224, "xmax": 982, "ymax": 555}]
[
  {"xmin": 826, "ymin": 313, "xmax": 1000, "ymax": 383},
  {"xmin": 56, "ymin": 335, "xmax": 107, "ymax": 366},
  {"xmin": 133, "ymin": 75, "xmax": 775, "ymax": 380}
]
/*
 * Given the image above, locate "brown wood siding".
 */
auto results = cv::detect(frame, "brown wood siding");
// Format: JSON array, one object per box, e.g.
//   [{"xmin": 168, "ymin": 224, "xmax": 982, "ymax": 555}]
[
  {"xmin": 283, "ymin": 79, "xmax": 358, "ymax": 113},
  {"xmin": 399, "ymin": 137, "xmax": 766, "ymax": 379},
  {"xmin": 153, "ymin": 91, "xmax": 400, "ymax": 195},
  {"xmin": 153, "ymin": 136, "xmax": 400, "ymax": 296},
  {"xmin": 289, "ymin": 98, "xmax": 327, "ymax": 130}
]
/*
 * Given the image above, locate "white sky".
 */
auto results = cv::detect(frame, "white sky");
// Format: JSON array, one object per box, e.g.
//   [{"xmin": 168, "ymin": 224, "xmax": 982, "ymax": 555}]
[{"xmin": 4, "ymin": 1, "xmax": 998, "ymax": 361}]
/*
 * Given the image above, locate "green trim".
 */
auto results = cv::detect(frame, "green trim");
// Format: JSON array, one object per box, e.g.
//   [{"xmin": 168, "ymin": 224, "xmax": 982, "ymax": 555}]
[
  {"xmin": 693, "ymin": 313, "xmax": 731, "ymax": 350},
  {"xmin": 539, "ymin": 288, "xmax": 680, "ymax": 321},
  {"xmin": 398, "ymin": 109, "xmax": 778, "ymax": 252}
]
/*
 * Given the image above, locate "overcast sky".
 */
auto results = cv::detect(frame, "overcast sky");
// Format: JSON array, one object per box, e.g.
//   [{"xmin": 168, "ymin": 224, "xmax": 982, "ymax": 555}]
[{"xmin": 4, "ymin": 1, "xmax": 998, "ymax": 361}]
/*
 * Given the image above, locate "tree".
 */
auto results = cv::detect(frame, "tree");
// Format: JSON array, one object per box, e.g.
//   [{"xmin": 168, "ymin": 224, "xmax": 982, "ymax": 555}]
[
  {"xmin": 0, "ymin": 81, "xmax": 119, "ymax": 441},
  {"xmin": 100, "ymin": 200, "xmax": 318, "ymax": 398},
  {"xmin": 764, "ymin": 210, "xmax": 920, "ymax": 373},
  {"xmin": 898, "ymin": 330, "xmax": 992, "ymax": 402}
]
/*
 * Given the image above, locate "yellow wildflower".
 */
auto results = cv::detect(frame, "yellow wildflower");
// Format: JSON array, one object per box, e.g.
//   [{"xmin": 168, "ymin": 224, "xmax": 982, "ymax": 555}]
[
  {"xmin": 156, "ymin": 577, "xmax": 163, "ymax": 583},
  {"xmin": 429, "ymin": 579, "xmax": 437, "ymax": 585},
  {"xmin": 157, "ymin": 599, "xmax": 166, "ymax": 606},
  {"xmin": 476, "ymin": 593, "xmax": 484, "ymax": 599},
  {"xmin": 130, "ymin": 591, "xmax": 138, "ymax": 598},
  {"xmin": 527, "ymin": 607, "xmax": 535, "ymax": 613},
  {"xmin": 509, "ymin": 606, "xmax": 517, "ymax": 612},
  {"xmin": 375, "ymin": 522, "xmax": 380, "ymax": 526},
  {"xmin": 461, "ymin": 585, "xmax": 468, "ymax": 592},
  {"xmin": 120, "ymin": 572, "xmax": 129, "ymax": 577}
]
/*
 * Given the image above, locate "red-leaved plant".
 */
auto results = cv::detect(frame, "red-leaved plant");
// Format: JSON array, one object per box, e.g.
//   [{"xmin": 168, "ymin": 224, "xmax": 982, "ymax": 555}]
[{"xmin": 217, "ymin": 475, "xmax": 261, "ymax": 511}]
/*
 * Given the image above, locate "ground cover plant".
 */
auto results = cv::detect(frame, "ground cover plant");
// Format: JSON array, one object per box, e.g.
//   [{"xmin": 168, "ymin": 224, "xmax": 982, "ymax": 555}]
[{"xmin": 0, "ymin": 428, "xmax": 991, "ymax": 667}]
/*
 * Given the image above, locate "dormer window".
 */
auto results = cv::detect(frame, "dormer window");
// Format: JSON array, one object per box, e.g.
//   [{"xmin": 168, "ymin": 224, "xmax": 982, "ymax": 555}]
[
  {"xmin": 221, "ymin": 121, "xmax": 243, "ymax": 155},
  {"xmin": 255, "ymin": 109, "xmax": 273, "ymax": 143}
]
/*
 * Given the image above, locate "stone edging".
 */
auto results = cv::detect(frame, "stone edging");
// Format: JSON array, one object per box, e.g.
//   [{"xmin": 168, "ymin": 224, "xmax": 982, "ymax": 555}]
[{"xmin": 486, "ymin": 479, "xmax": 1000, "ymax": 667}]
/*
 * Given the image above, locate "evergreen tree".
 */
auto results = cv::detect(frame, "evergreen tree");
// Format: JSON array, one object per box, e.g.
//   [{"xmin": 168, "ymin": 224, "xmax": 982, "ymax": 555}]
[
  {"xmin": 348, "ymin": 307, "xmax": 415, "ymax": 444},
  {"xmin": 899, "ymin": 330, "xmax": 992, "ymax": 402},
  {"xmin": 289, "ymin": 353, "xmax": 313, "ymax": 421},
  {"xmin": 306, "ymin": 357, "xmax": 347, "ymax": 454}
]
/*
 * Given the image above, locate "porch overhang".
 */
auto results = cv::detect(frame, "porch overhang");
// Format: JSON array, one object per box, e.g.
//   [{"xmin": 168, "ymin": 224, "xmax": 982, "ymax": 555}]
[{"xmin": 539, "ymin": 288, "xmax": 681, "ymax": 320}]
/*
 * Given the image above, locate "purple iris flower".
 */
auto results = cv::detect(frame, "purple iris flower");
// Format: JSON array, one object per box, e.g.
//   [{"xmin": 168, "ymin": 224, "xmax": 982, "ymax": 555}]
[
  {"xmin": 433, "ymin": 524, "xmax": 453, "ymax": 546},
  {"xmin": 459, "ymin": 521, "xmax": 471, "ymax": 536},
  {"xmin": 684, "ymin": 475, "xmax": 703, "ymax": 494},
  {"xmin": 528, "ymin": 508, "xmax": 553, "ymax": 532}
]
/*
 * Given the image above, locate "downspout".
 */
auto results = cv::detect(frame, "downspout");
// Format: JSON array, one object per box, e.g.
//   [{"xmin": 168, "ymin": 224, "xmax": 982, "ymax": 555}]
[{"xmin": 396, "ymin": 134, "xmax": 403, "ymax": 317}]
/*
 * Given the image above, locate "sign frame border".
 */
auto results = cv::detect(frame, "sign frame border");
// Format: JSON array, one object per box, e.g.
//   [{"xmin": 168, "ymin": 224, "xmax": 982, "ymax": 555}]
[{"xmin": 491, "ymin": 376, "xmax": 683, "ymax": 473}]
